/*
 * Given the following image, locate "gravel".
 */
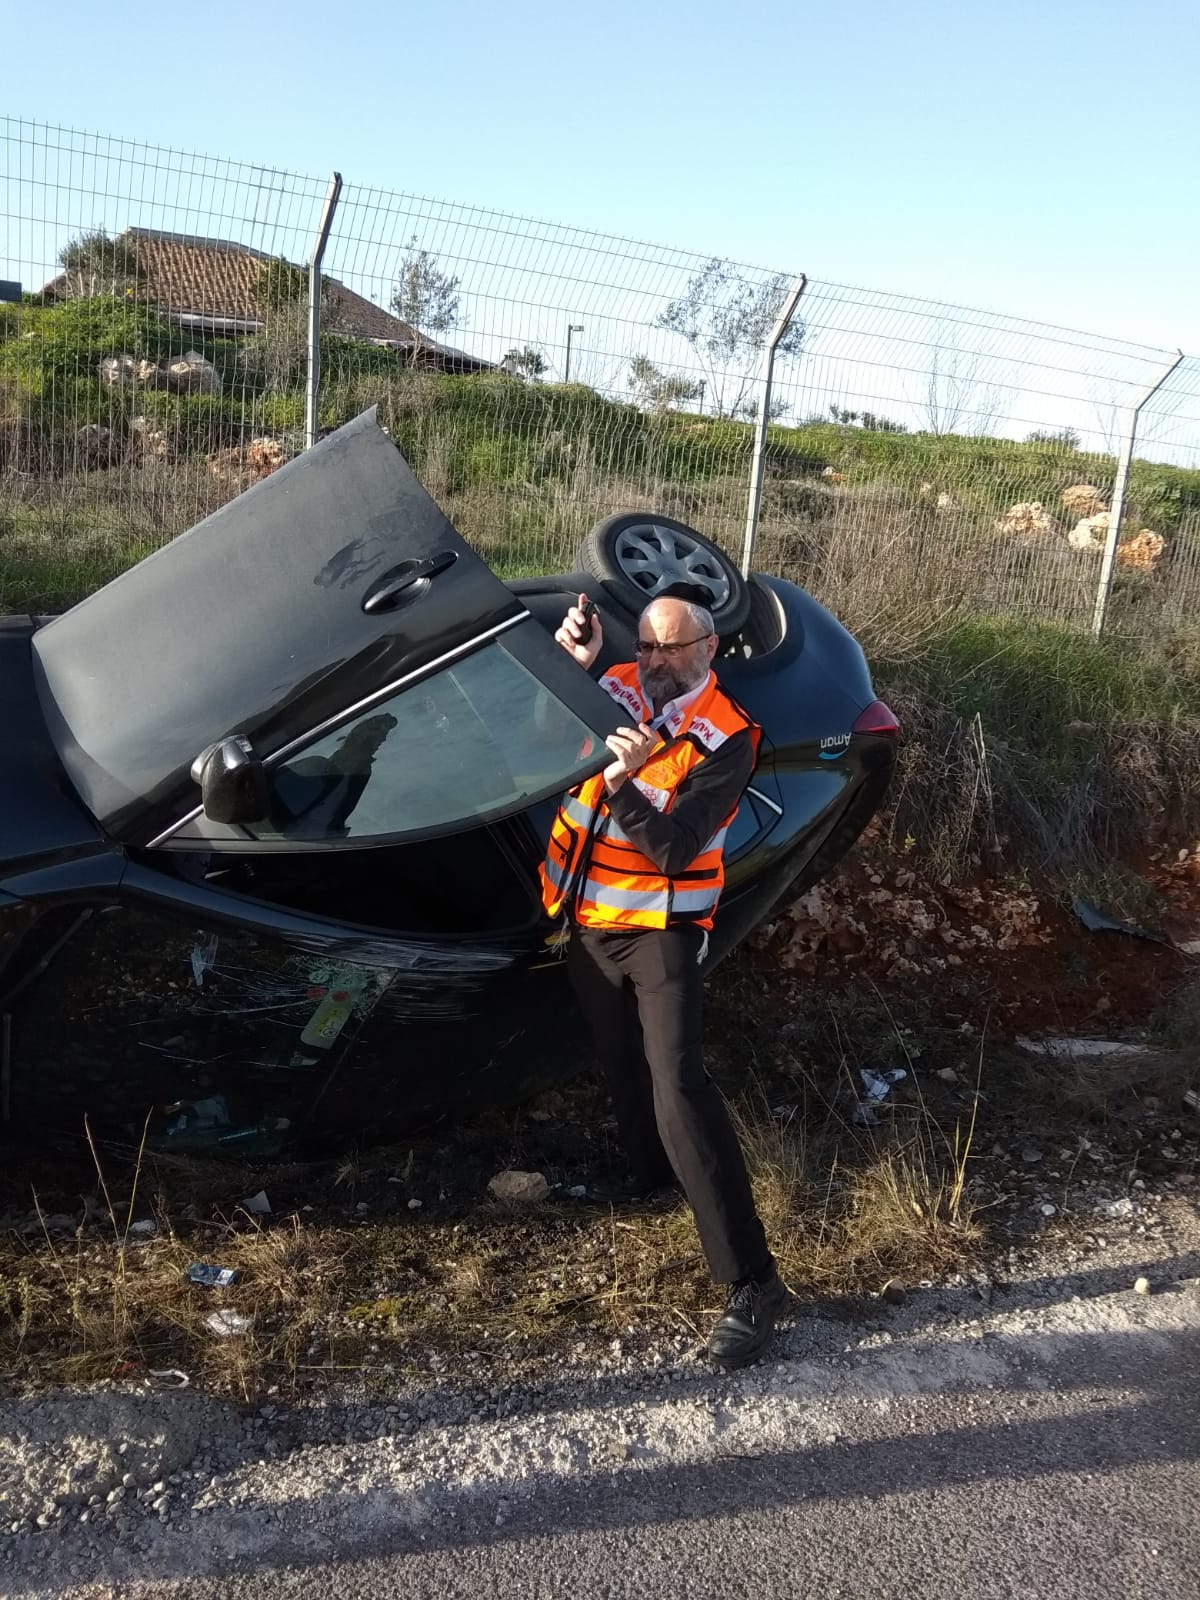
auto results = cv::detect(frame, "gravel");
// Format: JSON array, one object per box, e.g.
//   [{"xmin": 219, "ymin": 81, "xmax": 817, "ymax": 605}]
[{"xmin": 0, "ymin": 1199, "xmax": 1197, "ymax": 1596}]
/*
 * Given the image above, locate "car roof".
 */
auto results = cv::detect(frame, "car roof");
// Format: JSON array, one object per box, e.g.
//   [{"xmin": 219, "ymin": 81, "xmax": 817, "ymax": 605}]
[{"xmin": 31, "ymin": 410, "xmax": 529, "ymax": 843}]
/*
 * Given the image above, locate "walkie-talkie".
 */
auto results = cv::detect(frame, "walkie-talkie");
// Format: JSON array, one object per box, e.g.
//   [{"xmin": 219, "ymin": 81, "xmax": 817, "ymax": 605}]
[{"xmin": 577, "ymin": 596, "xmax": 597, "ymax": 644}]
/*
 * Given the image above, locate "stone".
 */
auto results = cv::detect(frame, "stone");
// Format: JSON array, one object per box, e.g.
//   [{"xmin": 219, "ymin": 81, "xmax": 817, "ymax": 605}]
[
  {"xmin": 487, "ymin": 1170, "xmax": 550, "ymax": 1204},
  {"xmin": 1116, "ymin": 529, "xmax": 1165, "ymax": 571},
  {"xmin": 98, "ymin": 354, "xmax": 139, "ymax": 388},
  {"xmin": 997, "ymin": 500, "xmax": 1055, "ymax": 538},
  {"xmin": 1133, "ymin": 1276, "xmax": 1151, "ymax": 1295},
  {"xmin": 74, "ymin": 424, "xmax": 118, "ymax": 467},
  {"xmin": 527, "ymin": 1090, "xmax": 565, "ymax": 1122},
  {"xmin": 165, "ymin": 351, "xmax": 222, "ymax": 396},
  {"xmin": 1068, "ymin": 512, "xmax": 1109, "ymax": 551},
  {"xmin": 129, "ymin": 414, "xmax": 163, "ymax": 457},
  {"xmin": 1060, "ymin": 483, "xmax": 1106, "ymax": 517}
]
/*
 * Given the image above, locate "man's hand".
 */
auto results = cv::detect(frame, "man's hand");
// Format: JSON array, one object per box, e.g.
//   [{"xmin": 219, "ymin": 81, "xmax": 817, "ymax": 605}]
[
  {"xmin": 603, "ymin": 723, "xmax": 658, "ymax": 793},
  {"xmin": 555, "ymin": 592, "xmax": 604, "ymax": 672}
]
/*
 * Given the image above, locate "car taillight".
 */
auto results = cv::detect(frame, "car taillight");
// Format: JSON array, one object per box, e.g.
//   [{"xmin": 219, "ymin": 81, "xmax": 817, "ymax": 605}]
[{"xmin": 852, "ymin": 700, "xmax": 901, "ymax": 737}]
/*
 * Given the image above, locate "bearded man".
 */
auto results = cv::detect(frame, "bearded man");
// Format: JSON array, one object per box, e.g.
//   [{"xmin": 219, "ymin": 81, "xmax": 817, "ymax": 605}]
[{"xmin": 543, "ymin": 583, "xmax": 789, "ymax": 1368}]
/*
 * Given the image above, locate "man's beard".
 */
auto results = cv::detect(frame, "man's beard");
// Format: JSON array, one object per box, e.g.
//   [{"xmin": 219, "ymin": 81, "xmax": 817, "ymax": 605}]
[{"xmin": 639, "ymin": 658, "xmax": 705, "ymax": 708}]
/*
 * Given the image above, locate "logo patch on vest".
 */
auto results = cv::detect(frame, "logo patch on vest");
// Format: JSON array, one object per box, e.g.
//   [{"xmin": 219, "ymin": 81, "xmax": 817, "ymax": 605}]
[
  {"xmin": 600, "ymin": 675, "xmax": 648, "ymax": 721},
  {"xmin": 633, "ymin": 779, "xmax": 670, "ymax": 810},
  {"xmin": 688, "ymin": 715, "xmax": 728, "ymax": 751}
]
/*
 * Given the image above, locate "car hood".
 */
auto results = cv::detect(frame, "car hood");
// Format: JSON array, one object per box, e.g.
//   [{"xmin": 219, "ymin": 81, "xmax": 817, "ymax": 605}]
[{"xmin": 30, "ymin": 411, "xmax": 534, "ymax": 844}]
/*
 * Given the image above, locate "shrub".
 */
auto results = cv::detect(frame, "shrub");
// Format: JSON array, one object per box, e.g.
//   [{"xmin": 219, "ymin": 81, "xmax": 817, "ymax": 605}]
[{"xmin": 0, "ymin": 297, "xmax": 180, "ymax": 388}]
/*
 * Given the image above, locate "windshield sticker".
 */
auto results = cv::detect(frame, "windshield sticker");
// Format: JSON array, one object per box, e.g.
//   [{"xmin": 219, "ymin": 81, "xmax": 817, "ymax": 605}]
[{"xmin": 820, "ymin": 733, "xmax": 851, "ymax": 761}]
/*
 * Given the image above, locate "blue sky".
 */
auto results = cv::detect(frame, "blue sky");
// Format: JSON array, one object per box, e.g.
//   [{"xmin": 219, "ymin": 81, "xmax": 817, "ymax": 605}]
[
  {"xmin": 5, "ymin": 0, "xmax": 1197, "ymax": 349},
  {"xmin": 4, "ymin": 0, "xmax": 1198, "ymax": 456}
]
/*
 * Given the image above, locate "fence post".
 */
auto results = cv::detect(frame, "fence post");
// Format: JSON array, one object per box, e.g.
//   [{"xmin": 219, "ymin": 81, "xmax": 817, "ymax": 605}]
[
  {"xmin": 1092, "ymin": 349, "xmax": 1184, "ymax": 637},
  {"xmin": 305, "ymin": 172, "xmax": 343, "ymax": 451},
  {"xmin": 741, "ymin": 275, "xmax": 807, "ymax": 577}
]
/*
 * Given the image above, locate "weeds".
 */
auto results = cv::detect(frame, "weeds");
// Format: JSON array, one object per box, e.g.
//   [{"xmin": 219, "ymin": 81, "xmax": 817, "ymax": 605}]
[
  {"xmin": 876, "ymin": 617, "xmax": 1200, "ymax": 885},
  {"xmin": 1, "ymin": 1068, "xmax": 983, "ymax": 1398},
  {"xmin": 731, "ymin": 1091, "xmax": 980, "ymax": 1299}
]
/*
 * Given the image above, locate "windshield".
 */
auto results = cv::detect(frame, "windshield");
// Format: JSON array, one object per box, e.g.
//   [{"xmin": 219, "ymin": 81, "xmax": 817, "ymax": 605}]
[{"xmin": 173, "ymin": 637, "xmax": 605, "ymax": 846}]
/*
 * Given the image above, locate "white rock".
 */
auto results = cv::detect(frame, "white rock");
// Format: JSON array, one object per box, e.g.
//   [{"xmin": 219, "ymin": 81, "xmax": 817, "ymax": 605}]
[{"xmin": 487, "ymin": 1170, "xmax": 550, "ymax": 1204}]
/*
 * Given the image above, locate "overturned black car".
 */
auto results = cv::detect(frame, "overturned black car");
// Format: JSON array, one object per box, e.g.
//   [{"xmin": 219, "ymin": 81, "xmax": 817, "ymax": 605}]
[{"xmin": 0, "ymin": 410, "xmax": 898, "ymax": 1156}]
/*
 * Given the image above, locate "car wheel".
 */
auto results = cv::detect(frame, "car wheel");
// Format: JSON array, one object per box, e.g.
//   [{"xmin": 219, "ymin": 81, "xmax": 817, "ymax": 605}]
[{"xmin": 579, "ymin": 513, "xmax": 752, "ymax": 636}]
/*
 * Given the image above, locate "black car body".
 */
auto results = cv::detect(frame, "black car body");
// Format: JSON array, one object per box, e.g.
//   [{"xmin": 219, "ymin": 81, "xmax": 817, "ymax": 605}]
[{"xmin": 0, "ymin": 410, "xmax": 897, "ymax": 1156}]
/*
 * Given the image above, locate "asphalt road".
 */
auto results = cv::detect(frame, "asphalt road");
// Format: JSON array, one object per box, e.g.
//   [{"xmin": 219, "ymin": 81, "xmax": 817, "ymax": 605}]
[{"xmin": 5, "ymin": 1246, "xmax": 1198, "ymax": 1600}]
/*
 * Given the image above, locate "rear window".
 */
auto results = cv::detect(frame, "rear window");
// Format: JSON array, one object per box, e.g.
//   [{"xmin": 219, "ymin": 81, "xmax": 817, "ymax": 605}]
[{"xmin": 172, "ymin": 638, "xmax": 604, "ymax": 846}]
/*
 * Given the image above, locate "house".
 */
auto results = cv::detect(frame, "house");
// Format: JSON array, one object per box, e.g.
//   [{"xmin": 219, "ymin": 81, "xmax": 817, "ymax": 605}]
[{"xmin": 40, "ymin": 227, "xmax": 490, "ymax": 373}]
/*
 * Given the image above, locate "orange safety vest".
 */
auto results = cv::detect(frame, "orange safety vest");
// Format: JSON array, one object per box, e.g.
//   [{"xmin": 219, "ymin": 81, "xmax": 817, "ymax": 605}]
[{"xmin": 540, "ymin": 662, "xmax": 760, "ymax": 933}]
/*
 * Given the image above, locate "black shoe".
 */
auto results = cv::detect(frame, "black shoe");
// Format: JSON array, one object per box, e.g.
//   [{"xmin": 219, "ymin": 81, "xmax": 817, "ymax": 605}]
[{"xmin": 707, "ymin": 1272, "xmax": 792, "ymax": 1368}]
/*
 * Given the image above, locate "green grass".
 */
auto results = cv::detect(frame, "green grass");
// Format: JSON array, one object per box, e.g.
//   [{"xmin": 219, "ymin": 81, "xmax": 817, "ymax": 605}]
[
  {"xmin": 876, "ymin": 615, "xmax": 1200, "ymax": 882},
  {"xmin": 885, "ymin": 614, "xmax": 1200, "ymax": 731}
]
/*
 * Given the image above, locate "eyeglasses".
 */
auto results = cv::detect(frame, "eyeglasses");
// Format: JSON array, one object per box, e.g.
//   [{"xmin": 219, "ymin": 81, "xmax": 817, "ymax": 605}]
[{"xmin": 634, "ymin": 634, "xmax": 713, "ymax": 659}]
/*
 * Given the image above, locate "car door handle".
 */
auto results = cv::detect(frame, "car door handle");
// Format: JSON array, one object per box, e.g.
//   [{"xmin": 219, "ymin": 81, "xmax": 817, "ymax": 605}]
[{"xmin": 361, "ymin": 550, "xmax": 459, "ymax": 614}]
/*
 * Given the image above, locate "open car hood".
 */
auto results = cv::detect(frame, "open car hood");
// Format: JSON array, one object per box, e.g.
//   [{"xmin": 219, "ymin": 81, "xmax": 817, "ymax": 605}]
[{"xmin": 31, "ymin": 410, "xmax": 623, "ymax": 846}]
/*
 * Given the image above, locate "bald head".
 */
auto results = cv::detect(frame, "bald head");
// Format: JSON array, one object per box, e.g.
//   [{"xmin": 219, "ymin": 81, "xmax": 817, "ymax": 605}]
[
  {"xmin": 642, "ymin": 596, "xmax": 714, "ymax": 640},
  {"xmin": 636, "ymin": 596, "xmax": 719, "ymax": 711}
]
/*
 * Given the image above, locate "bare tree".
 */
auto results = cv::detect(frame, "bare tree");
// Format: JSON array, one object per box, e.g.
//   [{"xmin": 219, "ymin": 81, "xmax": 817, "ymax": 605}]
[
  {"xmin": 921, "ymin": 322, "xmax": 1003, "ymax": 436},
  {"xmin": 740, "ymin": 395, "xmax": 792, "ymax": 424},
  {"xmin": 655, "ymin": 259, "xmax": 805, "ymax": 419},
  {"xmin": 1086, "ymin": 375, "xmax": 1125, "ymax": 457},
  {"xmin": 390, "ymin": 237, "xmax": 463, "ymax": 365}
]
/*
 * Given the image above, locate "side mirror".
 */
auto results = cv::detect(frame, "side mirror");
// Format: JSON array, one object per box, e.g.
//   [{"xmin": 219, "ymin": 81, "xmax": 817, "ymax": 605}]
[{"xmin": 190, "ymin": 735, "xmax": 269, "ymax": 825}]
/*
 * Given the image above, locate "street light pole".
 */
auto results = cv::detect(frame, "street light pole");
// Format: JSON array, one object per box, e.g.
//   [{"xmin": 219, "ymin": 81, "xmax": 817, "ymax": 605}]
[{"xmin": 564, "ymin": 323, "xmax": 584, "ymax": 384}]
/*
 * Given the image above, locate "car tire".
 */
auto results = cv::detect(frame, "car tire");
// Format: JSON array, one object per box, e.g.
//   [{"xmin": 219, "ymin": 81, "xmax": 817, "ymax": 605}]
[{"xmin": 579, "ymin": 513, "xmax": 752, "ymax": 636}]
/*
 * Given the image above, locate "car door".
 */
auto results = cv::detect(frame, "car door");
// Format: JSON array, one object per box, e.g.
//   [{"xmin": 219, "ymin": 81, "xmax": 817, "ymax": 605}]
[{"xmin": 30, "ymin": 407, "xmax": 626, "ymax": 849}]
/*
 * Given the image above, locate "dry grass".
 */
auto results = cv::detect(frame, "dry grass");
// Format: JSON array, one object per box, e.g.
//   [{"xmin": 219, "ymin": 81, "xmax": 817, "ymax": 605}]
[
  {"xmin": 738, "ymin": 1105, "xmax": 980, "ymax": 1298},
  {"xmin": 1, "ymin": 1131, "xmax": 354, "ymax": 1398},
  {"xmin": 1, "ymin": 1082, "xmax": 983, "ymax": 1398}
]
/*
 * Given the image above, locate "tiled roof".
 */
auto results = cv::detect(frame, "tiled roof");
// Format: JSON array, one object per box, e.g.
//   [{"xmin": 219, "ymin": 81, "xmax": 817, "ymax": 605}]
[
  {"xmin": 41, "ymin": 228, "xmax": 485, "ymax": 367},
  {"xmin": 128, "ymin": 228, "xmax": 432, "ymax": 346}
]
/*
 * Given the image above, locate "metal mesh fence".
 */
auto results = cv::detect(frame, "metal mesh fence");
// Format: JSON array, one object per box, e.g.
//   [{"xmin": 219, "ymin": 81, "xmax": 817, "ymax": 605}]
[{"xmin": 3, "ymin": 116, "xmax": 1198, "ymax": 649}]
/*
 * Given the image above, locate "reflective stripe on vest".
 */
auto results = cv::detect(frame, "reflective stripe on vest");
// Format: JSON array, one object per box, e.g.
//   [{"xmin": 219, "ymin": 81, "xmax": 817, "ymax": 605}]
[{"xmin": 540, "ymin": 661, "xmax": 760, "ymax": 933}]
